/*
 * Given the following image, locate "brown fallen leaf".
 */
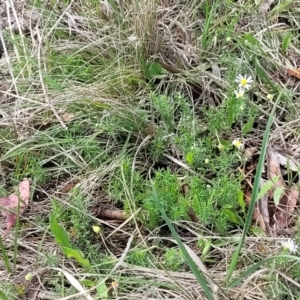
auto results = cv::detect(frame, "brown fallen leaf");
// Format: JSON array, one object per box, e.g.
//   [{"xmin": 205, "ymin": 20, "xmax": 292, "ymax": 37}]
[
  {"xmin": 243, "ymin": 147, "xmax": 257, "ymax": 161},
  {"xmin": 274, "ymin": 186, "xmax": 299, "ymax": 233},
  {"xmin": 61, "ymin": 113, "xmax": 75, "ymax": 123},
  {"xmin": 258, "ymin": 178, "xmax": 271, "ymax": 235},
  {"xmin": 0, "ymin": 179, "xmax": 30, "ymax": 235},
  {"xmin": 267, "ymin": 147, "xmax": 285, "ymax": 199},
  {"xmin": 287, "ymin": 68, "xmax": 300, "ymax": 79},
  {"xmin": 274, "ymin": 150, "xmax": 299, "ymax": 172},
  {"xmin": 245, "ymin": 186, "xmax": 266, "ymax": 231}
]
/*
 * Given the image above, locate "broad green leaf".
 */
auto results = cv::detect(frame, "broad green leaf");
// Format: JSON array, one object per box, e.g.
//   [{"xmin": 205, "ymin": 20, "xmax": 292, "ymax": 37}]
[
  {"xmin": 242, "ymin": 34, "xmax": 264, "ymax": 54},
  {"xmin": 250, "ymin": 225, "xmax": 266, "ymax": 236},
  {"xmin": 242, "ymin": 116, "xmax": 255, "ymax": 135},
  {"xmin": 201, "ymin": 239, "xmax": 212, "ymax": 258},
  {"xmin": 80, "ymin": 279, "xmax": 95, "ymax": 287},
  {"xmin": 227, "ymin": 98, "xmax": 235, "ymax": 126},
  {"xmin": 0, "ymin": 290, "xmax": 8, "ymax": 300},
  {"xmin": 274, "ymin": 186, "xmax": 285, "ymax": 206},
  {"xmin": 244, "ymin": 34, "xmax": 260, "ymax": 45},
  {"xmin": 237, "ymin": 190, "xmax": 245, "ymax": 214},
  {"xmin": 255, "ymin": 60, "xmax": 277, "ymax": 91},
  {"xmin": 148, "ymin": 62, "xmax": 164, "ymax": 78},
  {"xmin": 97, "ymin": 281, "xmax": 108, "ymax": 298},
  {"xmin": 282, "ymin": 32, "xmax": 292, "ymax": 53},
  {"xmin": 44, "ymin": 76, "xmax": 63, "ymax": 92},
  {"xmin": 62, "ymin": 247, "xmax": 90, "ymax": 269},
  {"xmin": 222, "ymin": 208, "xmax": 244, "ymax": 226},
  {"xmin": 185, "ymin": 152, "xmax": 194, "ymax": 164},
  {"xmin": 256, "ymin": 176, "xmax": 279, "ymax": 201},
  {"xmin": 50, "ymin": 214, "xmax": 72, "ymax": 248}
]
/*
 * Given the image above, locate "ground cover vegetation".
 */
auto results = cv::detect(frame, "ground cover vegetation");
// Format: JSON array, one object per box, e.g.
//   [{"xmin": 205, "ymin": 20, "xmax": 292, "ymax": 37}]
[{"xmin": 1, "ymin": 0, "xmax": 300, "ymax": 299}]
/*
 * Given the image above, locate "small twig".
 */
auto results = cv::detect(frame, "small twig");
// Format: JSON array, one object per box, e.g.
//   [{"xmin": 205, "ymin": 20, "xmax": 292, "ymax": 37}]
[
  {"xmin": 111, "ymin": 229, "xmax": 136, "ymax": 273},
  {"xmin": 106, "ymin": 208, "xmax": 140, "ymax": 240},
  {"xmin": 93, "ymin": 208, "xmax": 126, "ymax": 220}
]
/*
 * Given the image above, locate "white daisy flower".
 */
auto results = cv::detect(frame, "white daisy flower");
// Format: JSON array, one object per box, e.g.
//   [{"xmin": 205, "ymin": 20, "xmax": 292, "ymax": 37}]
[
  {"xmin": 235, "ymin": 74, "xmax": 253, "ymax": 90},
  {"xmin": 281, "ymin": 239, "xmax": 298, "ymax": 253},
  {"xmin": 232, "ymin": 138, "xmax": 243, "ymax": 149},
  {"xmin": 234, "ymin": 89, "xmax": 245, "ymax": 99}
]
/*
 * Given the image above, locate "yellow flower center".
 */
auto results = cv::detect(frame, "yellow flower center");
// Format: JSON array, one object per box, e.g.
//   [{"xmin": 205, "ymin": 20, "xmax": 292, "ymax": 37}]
[
  {"xmin": 92, "ymin": 225, "xmax": 101, "ymax": 233},
  {"xmin": 240, "ymin": 78, "xmax": 247, "ymax": 86},
  {"xmin": 235, "ymin": 141, "xmax": 241, "ymax": 147},
  {"xmin": 233, "ymin": 139, "xmax": 242, "ymax": 148}
]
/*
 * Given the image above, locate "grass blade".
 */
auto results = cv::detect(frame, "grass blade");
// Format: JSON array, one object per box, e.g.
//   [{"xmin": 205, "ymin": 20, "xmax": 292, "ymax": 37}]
[
  {"xmin": 0, "ymin": 235, "xmax": 11, "ymax": 272},
  {"xmin": 0, "ymin": 290, "xmax": 9, "ymax": 300},
  {"xmin": 225, "ymin": 91, "xmax": 282, "ymax": 283},
  {"xmin": 152, "ymin": 185, "xmax": 215, "ymax": 300},
  {"xmin": 229, "ymin": 254, "xmax": 300, "ymax": 287}
]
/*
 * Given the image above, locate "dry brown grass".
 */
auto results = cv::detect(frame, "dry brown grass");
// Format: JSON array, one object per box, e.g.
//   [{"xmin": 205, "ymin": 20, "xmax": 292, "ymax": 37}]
[{"xmin": 1, "ymin": 0, "xmax": 300, "ymax": 299}]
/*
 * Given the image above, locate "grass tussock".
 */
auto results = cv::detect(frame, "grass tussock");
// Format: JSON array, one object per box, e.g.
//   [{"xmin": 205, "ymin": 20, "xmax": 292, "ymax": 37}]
[{"xmin": 1, "ymin": 0, "xmax": 300, "ymax": 299}]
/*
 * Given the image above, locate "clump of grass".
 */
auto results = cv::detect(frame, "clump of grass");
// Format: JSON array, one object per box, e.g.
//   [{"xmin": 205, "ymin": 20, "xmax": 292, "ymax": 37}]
[{"xmin": 1, "ymin": 0, "xmax": 300, "ymax": 299}]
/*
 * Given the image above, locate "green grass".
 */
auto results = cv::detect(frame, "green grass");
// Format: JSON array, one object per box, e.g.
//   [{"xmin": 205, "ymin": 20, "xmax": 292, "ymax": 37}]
[{"xmin": 1, "ymin": 0, "xmax": 300, "ymax": 299}]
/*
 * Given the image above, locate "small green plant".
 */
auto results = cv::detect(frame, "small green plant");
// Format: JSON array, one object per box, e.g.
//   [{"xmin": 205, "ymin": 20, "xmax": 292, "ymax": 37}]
[
  {"xmin": 51, "ymin": 186, "xmax": 94, "ymax": 250},
  {"xmin": 126, "ymin": 247, "xmax": 155, "ymax": 267},
  {"xmin": 0, "ymin": 282, "xmax": 18, "ymax": 300},
  {"xmin": 50, "ymin": 213, "xmax": 91, "ymax": 269},
  {"xmin": 142, "ymin": 169, "xmax": 189, "ymax": 229},
  {"xmin": 48, "ymin": 52, "xmax": 102, "ymax": 83},
  {"xmin": 162, "ymin": 248, "xmax": 186, "ymax": 271}
]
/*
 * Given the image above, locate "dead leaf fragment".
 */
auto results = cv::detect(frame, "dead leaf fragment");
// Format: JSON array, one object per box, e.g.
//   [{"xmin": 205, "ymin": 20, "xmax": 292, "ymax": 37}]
[
  {"xmin": 275, "ymin": 186, "xmax": 299, "ymax": 231},
  {"xmin": 258, "ymin": 178, "xmax": 271, "ymax": 235},
  {"xmin": 245, "ymin": 186, "xmax": 266, "ymax": 232},
  {"xmin": 0, "ymin": 179, "xmax": 30, "ymax": 235},
  {"xmin": 244, "ymin": 147, "xmax": 257, "ymax": 161},
  {"xmin": 287, "ymin": 187, "xmax": 299, "ymax": 210},
  {"xmin": 274, "ymin": 151, "xmax": 299, "ymax": 172},
  {"xmin": 287, "ymin": 68, "xmax": 300, "ymax": 79},
  {"xmin": 267, "ymin": 147, "xmax": 285, "ymax": 199},
  {"xmin": 258, "ymin": 0, "xmax": 275, "ymax": 14},
  {"xmin": 61, "ymin": 113, "xmax": 75, "ymax": 123}
]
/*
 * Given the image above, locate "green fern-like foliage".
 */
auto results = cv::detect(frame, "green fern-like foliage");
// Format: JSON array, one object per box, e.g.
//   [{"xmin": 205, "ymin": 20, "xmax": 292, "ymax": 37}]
[{"xmin": 142, "ymin": 169, "xmax": 189, "ymax": 230}]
